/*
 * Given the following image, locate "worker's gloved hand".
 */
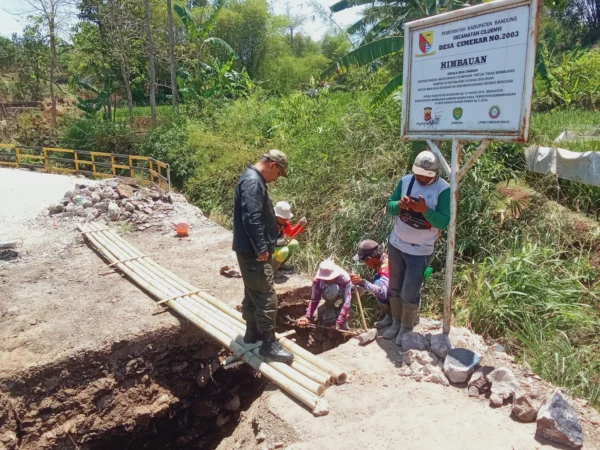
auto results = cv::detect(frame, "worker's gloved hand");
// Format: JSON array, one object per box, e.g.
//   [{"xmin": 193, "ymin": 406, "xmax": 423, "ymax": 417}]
[
  {"xmin": 350, "ymin": 274, "xmax": 362, "ymax": 285},
  {"xmin": 298, "ymin": 217, "xmax": 307, "ymax": 226},
  {"xmin": 297, "ymin": 317, "xmax": 310, "ymax": 327},
  {"xmin": 276, "ymin": 238, "xmax": 287, "ymax": 246}
]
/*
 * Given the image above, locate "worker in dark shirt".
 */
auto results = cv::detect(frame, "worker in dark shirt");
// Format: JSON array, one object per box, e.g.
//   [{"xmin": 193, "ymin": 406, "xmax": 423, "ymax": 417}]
[{"xmin": 232, "ymin": 150, "xmax": 293, "ymax": 364}]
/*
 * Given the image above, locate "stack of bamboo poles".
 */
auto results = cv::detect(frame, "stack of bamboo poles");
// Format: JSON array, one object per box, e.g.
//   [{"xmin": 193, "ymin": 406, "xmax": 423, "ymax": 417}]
[{"xmin": 78, "ymin": 222, "xmax": 346, "ymax": 416}]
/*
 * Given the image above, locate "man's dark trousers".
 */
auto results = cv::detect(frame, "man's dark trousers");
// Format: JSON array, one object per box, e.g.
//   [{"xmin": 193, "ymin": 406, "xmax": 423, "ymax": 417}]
[{"xmin": 236, "ymin": 252, "xmax": 278, "ymax": 333}]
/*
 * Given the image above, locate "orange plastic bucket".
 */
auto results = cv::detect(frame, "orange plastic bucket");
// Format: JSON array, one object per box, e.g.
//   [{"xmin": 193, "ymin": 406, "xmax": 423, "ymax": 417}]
[{"xmin": 173, "ymin": 222, "xmax": 189, "ymax": 237}]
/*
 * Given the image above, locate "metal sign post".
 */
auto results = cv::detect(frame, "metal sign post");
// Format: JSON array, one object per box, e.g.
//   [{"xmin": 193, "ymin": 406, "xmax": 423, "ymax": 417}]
[
  {"xmin": 400, "ymin": 0, "xmax": 540, "ymax": 335},
  {"xmin": 444, "ymin": 139, "xmax": 462, "ymax": 335}
]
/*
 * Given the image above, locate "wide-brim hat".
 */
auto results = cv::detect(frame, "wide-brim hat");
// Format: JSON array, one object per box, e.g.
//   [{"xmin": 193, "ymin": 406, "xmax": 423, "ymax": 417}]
[
  {"xmin": 315, "ymin": 260, "xmax": 342, "ymax": 281},
  {"xmin": 274, "ymin": 201, "xmax": 293, "ymax": 219}
]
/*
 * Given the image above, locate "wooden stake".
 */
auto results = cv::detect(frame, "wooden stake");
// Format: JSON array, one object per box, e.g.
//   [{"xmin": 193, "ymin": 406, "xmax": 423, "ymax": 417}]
[{"xmin": 353, "ymin": 289, "xmax": 368, "ymax": 331}]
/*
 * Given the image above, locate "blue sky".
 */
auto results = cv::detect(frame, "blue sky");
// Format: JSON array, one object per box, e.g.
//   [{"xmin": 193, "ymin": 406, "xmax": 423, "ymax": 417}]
[{"xmin": 0, "ymin": 0, "xmax": 363, "ymax": 40}]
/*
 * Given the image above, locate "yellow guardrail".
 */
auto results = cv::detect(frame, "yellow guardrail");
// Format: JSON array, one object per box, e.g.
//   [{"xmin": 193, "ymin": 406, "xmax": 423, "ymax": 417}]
[{"xmin": 0, "ymin": 144, "xmax": 170, "ymax": 191}]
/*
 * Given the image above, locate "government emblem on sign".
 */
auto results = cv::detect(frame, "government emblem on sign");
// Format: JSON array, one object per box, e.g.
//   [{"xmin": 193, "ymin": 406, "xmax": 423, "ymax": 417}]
[
  {"xmin": 419, "ymin": 31, "xmax": 433, "ymax": 54},
  {"xmin": 424, "ymin": 107, "xmax": 432, "ymax": 121},
  {"xmin": 488, "ymin": 105, "xmax": 501, "ymax": 119},
  {"xmin": 453, "ymin": 107, "xmax": 463, "ymax": 120}
]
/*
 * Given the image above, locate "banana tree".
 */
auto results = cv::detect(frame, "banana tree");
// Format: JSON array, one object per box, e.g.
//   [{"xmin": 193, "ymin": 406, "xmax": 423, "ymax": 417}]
[
  {"xmin": 72, "ymin": 78, "xmax": 114, "ymax": 120},
  {"xmin": 321, "ymin": 0, "xmax": 483, "ymax": 106},
  {"xmin": 174, "ymin": 2, "xmax": 234, "ymax": 60},
  {"xmin": 324, "ymin": 0, "xmax": 548, "ymax": 107},
  {"xmin": 177, "ymin": 56, "xmax": 254, "ymax": 102}
]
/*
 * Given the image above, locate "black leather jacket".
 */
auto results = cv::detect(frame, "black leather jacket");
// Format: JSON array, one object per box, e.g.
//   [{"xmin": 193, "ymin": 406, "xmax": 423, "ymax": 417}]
[{"xmin": 232, "ymin": 165, "xmax": 278, "ymax": 255}]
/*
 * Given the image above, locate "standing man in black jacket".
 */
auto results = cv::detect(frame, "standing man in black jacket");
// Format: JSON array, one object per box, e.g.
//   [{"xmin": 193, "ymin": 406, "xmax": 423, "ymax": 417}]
[{"xmin": 233, "ymin": 150, "xmax": 294, "ymax": 364}]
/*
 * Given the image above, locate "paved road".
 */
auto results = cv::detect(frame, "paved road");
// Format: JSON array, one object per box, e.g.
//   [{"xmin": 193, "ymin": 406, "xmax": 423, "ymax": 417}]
[{"xmin": 0, "ymin": 168, "xmax": 93, "ymax": 240}]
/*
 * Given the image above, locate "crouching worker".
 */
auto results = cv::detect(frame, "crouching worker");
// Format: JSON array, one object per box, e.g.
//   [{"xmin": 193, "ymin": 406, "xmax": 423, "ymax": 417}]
[
  {"xmin": 297, "ymin": 260, "xmax": 352, "ymax": 330},
  {"xmin": 350, "ymin": 240, "xmax": 390, "ymax": 329},
  {"xmin": 272, "ymin": 201, "xmax": 307, "ymax": 276}
]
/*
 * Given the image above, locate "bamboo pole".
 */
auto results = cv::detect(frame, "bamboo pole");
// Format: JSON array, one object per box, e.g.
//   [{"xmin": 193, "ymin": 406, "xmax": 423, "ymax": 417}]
[
  {"xmin": 83, "ymin": 222, "xmax": 343, "ymax": 385},
  {"xmin": 79, "ymin": 224, "xmax": 331, "ymax": 411},
  {"xmin": 353, "ymin": 289, "xmax": 368, "ymax": 331},
  {"xmin": 82, "ymin": 224, "xmax": 326, "ymax": 396},
  {"xmin": 79, "ymin": 225, "xmax": 327, "ymax": 414},
  {"xmin": 176, "ymin": 297, "xmax": 325, "ymax": 397},
  {"xmin": 88, "ymin": 222, "xmax": 344, "ymax": 384}
]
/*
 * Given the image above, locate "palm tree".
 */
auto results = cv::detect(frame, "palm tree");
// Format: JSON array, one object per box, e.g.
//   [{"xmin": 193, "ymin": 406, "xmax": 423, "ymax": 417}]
[{"xmin": 321, "ymin": 0, "xmax": 482, "ymax": 106}]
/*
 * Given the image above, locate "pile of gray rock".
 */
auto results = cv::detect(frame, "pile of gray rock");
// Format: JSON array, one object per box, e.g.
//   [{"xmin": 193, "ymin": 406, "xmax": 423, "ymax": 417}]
[
  {"xmin": 47, "ymin": 179, "xmax": 190, "ymax": 231},
  {"xmin": 397, "ymin": 322, "xmax": 585, "ymax": 448}
]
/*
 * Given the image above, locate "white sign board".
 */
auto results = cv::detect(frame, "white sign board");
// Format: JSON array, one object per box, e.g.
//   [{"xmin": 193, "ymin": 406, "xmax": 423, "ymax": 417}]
[{"xmin": 400, "ymin": 0, "xmax": 540, "ymax": 142}]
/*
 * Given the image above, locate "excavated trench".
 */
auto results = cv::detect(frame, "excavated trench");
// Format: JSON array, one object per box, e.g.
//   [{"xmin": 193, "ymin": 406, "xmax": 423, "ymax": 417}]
[{"xmin": 0, "ymin": 287, "xmax": 348, "ymax": 450}]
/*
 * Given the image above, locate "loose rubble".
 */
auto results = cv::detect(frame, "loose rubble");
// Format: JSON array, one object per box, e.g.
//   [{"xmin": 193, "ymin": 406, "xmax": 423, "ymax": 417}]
[
  {"xmin": 513, "ymin": 382, "xmax": 544, "ymax": 422},
  {"xmin": 467, "ymin": 366, "xmax": 494, "ymax": 397},
  {"xmin": 46, "ymin": 178, "xmax": 206, "ymax": 232},
  {"xmin": 401, "ymin": 332, "xmax": 429, "ymax": 351},
  {"xmin": 536, "ymin": 390, "xmax": 584, "ymax": 448},
  {"xmin": 393, "ymin": 319, "xmax": 590, "ymax": 448},
  {"xmin": 430, "ymin": 333, "xmax": 452, "ymax": 359},
  {"xmin": 443, "ymin": 348, "xmax": 479, "ymax": 384},
  {"xmin": 400, "ymin": 349, "xmax": 449, "ymax": 386},
  {"xmin": 487, "ymin": 367, "xmax": 520, "ymax": 407}
]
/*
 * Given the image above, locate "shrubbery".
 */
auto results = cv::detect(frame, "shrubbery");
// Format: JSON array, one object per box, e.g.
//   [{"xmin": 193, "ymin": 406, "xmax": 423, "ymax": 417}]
[
  {"xmin": 60, "ymin": 118, "xmax": 138, "ymax": 154},
  {"xmin": 132, "ymin": 90, "xmax": 600, "ymax": 407},
  {"xmin": 535, "ymin": 48, "xmax": 600, "ymax": 111}
]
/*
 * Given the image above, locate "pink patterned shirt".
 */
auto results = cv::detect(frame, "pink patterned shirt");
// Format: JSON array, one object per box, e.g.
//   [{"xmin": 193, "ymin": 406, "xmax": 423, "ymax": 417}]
[{"xmin": 306, "ymin": 269, "xmax": 352, "ymax": 327}]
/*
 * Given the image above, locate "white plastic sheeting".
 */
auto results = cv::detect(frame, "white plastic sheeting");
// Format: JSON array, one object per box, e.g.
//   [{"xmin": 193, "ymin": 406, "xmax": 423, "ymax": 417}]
[{"xmin": 525, "ymin": 146, "xmax": 600, "ymax": 187}]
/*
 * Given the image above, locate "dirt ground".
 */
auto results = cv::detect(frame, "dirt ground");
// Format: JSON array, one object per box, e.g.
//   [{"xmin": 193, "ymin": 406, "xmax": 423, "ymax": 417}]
[
  {"xmin": 0, "ymin": 170, "xmax": 306, "ymax": 378},
  {"xmin": 218, "ymin": 332, "xmax": 600, "ymax": 450},
  {"xmin": 2, "ymin": 169, "xmax": 600, "ymax": 449}
]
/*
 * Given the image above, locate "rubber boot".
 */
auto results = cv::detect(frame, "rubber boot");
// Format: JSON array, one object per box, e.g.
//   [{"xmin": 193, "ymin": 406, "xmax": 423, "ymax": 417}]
[
  {"xmin": 243, "ymin": 321, "xmax": 260, "ymax": 344},
  {"xmin": 374, "ymin": 303, "xmax": 393, "ymax": 329},
  {"xmin": 395, "ymin": 303, "xmax": 419, "ymax": 346},
  {"xmin": 271, "ymin": 259, "xmax": 282, "ymax": 272},
  {"xmin": 382, "ymin": 296, "xmax": 403, "ymax": 340},
  {"xmin": 259, "ymin": 330, "xmax": 294, "ymax": 364}
]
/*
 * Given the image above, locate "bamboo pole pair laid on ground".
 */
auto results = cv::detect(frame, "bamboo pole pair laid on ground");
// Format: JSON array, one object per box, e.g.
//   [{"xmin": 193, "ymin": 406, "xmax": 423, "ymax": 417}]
[{"xmin": 78, "ymin": 222, "xmax": 346, "ymax": 416}]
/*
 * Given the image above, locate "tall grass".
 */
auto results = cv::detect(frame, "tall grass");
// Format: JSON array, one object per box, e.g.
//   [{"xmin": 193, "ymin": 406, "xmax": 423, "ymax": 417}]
[
  {"xmin": 113, "ymin": 104, "xmax": 174, "ymax": 120},
  {"xmin": 135, "ymin": 92, "xmax": 600, "ymax": 408},
  {"xmin": 453, "ymin": 214, "xmax": 600, "ymax": 407},
  {"xmin": 528, "ymin": 109, "xmax": 600, "ymax": 218}
]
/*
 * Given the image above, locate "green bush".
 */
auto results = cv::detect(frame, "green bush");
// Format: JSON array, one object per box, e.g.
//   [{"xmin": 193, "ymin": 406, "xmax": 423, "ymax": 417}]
[
  {"xmin": 184, "ymin": 127, "xmax": 265, "ymax": 214},
  {"xmin": 455, "ymin": 242, "xmax": 600, "ymax": 406},
  {"xmin": 137, "ymin": 117, "xmax": 197, "ymax": 189},
  {"xmin": 535, "ymin": 48, "xmax": 600, "ymax": 111},
  {"xmin": 262, "ymin": 53, "xmax": 330, "ymax": 95},
  {"xmin": 60, "ymin": 118, "xmax": 138, "ymax": 154}
]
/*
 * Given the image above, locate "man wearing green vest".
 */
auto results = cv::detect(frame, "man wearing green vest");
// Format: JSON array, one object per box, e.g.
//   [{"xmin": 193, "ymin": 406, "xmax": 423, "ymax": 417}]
[{"xmin": 383, "ymin": 150, "xmax": 450, "ymax": 346}]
